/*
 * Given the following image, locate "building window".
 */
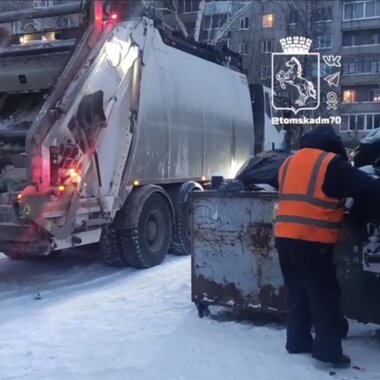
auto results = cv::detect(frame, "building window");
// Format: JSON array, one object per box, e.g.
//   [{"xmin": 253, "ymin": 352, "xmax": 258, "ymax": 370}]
[
  {"xmin": 239, "ymin": 42, "xmax": 248, "ymax": 56},
  {"xmin": 343, "ymin": 34, "xmax": 356, "ymax": 47},
  {"xmin": 343, "ymin": 58, "xmax": 380, "ymax": 75},
  {"xmin": 357, "ymin": 115, "xmax": 365, "ymax": 130},
  {"xmin": 340, "ymin": 113, "xmax": 380, "ymax": 131},
  {"xmin": 263, "ymin": 14, "xmax": 274, "ymax": 28},
  {"xmin": 314, "ymin": 7, "xmax": 333, "ymax": 22},
  {"xmin": 370, "ymin": 89, "xmax": 380, "ymax": 102},
  {"xmin": 341, "ymin": 116, "xmax": 349, "ymax": 131},
  {"xmin": 240, "ymin": 17, "xmax": 249, "ymax": 30},
  {"xmin": 34, "ymin": 0, "xmax": 52, "ymax": 7},
  {"xmin": 178, "ymin": 0, "xmax": 200, "ymax": 14},
  {"xmin": 371, "ymin": 60, "xmax": 380, "ymax": 72},
  {"xmin": 315, "ymin": 35, "xmax": 332, "ymax": 50},
  {"xmin": 350, "ymin": 115, "xmax": 357, "ymax": 130},
  {"xmin": 343, "ymin": 1, "xmax": 380, "ymax": 21},
  {"xmin": 372, "ymin": 31, "xmax": 380, "ymax": 44},
  {"xmin": 343, "ymin": 30, "xmax": 380, "ymax": 47},
  {"xmin": 367, "ymin": 114, "xmax": 374, "ymax": 129},
  {"xmin": 262, "ymin": 40, "xmax": 272, "ymax": 53},
  {"xmin": 376, "ymin": 114, "xmax": 380, "ymax": 129},
  {"xmin": 343, "ymin": 90, "xmax": 357, "ymax": 103}
]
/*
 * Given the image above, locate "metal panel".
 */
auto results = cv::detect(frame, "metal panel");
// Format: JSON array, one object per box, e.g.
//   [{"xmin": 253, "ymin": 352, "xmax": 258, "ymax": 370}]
[
  {"xmin": 0, "ymin": 48, "xmax": 73, "ymax": 92},
  {"xmin": 127, "ymin": 24, "xmax": 253, "ymax": 183},
  {"xmin": 191, "ymin": 191, "xmax": 287, "ymax": 312},
  {"xmin": 191, "ymin": 191, "xmax": 380, "ymax": 325}
]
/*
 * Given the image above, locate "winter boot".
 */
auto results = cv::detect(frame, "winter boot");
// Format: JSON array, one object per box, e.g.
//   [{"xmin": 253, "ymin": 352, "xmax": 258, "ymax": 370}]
[{"xmin": 331, "ymin": 354, "xmax": 351, "ymax": 369}]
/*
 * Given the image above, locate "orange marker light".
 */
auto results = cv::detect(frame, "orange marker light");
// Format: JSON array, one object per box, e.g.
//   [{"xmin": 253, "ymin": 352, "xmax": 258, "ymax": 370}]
[
  {"xmin": 17, "ymin": 193, "xmax": 22, "ymax": 201},
  {"xmin": 67, "ymin": 168, "xmax": 82, "ymax": 184},
  {"xmin": 67, "ymin": 168, "xmax": 77, "ymax": 178},
  {"xmin": 58, "ymin": 185, "xmax": 65, "ymax": 192}
]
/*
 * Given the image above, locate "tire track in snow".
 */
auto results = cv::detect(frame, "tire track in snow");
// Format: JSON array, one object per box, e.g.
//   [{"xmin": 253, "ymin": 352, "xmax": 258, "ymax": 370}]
[{"xmin": 0, "ymin": 248, "xmax": 180, "ymax": 305}]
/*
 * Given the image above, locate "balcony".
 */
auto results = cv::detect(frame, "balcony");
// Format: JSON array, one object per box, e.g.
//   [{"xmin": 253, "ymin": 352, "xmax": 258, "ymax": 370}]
[
  {"xmin": 341, "ymin": 44, "xmax": 380, "ymax": 56},
  {"xmin": 340, "ymin": 101, "xmax": 380, "ymax": 114},
  {"xmin": 341, "ymin": 73, "xmax": 380, "ymax": 86},
  {"xmin": 342, "ymin": 17, "xmax": 380, "ymax": 31}
]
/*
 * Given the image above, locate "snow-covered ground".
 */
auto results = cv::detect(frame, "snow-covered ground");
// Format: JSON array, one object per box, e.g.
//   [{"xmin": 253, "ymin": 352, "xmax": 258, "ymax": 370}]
[{"xmin": 0, "ymin": 250, "xmax": 379, "ymax": 380}]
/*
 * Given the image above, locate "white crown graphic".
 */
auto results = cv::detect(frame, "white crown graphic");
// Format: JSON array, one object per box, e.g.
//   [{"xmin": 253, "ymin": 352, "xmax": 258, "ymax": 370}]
[{"xmin": 279, "ymin": 36, "xmax": 312, "ymax": 54}]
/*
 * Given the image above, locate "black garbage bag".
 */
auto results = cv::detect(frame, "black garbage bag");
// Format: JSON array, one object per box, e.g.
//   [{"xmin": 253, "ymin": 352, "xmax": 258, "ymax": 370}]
[
  {"xmin": 217, "ymin": 179, "xmax": 244, "ymax": 193},
  {"xmin": 353, "ymin": 129, "xmax": 380, "ymax": 168},
  {"xmin": 235, "ymin": 150, "xmax": 292, "ymax": 190},
  {"xmin": 348, "ymin": 165, "xmax": 380, "ymax": 226}
]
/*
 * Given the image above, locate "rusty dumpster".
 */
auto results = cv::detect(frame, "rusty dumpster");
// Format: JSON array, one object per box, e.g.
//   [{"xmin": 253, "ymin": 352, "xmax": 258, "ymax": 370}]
[{"xmin": 190, "ymin": 190, "xmax": 380, "ymax": 325}]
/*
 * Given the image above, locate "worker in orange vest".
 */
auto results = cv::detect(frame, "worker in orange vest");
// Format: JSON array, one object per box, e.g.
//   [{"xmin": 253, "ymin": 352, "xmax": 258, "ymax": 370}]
[{"xmin": 275, "ymin": 125, "xmax": 380, "ymax": 368}]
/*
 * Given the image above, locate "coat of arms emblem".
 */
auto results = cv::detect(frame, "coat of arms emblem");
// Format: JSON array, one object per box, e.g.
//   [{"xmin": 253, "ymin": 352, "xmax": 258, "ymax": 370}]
[{"xmin": 272, "ymin": 36, "xmax": 320, "ymax": 114}]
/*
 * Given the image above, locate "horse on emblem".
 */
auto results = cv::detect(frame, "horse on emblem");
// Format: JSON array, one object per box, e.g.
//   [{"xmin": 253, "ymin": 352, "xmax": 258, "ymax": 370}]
[{"xmin": 275, "ymin": 57, "xmax": 317, "ymax": 107}]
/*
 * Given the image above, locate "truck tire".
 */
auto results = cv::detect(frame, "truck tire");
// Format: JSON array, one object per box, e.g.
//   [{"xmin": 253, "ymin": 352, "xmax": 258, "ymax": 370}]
[
  {"xmin": 119, "ymin": 192, "xmax": 172, "ymax": 269},
  {"xmin": 99, "ymin": 226, "xmax": 127, "ymax": 267},
  {"xmin": 171, "ymin": 181, "xmax": 203, "ymax": 256}
]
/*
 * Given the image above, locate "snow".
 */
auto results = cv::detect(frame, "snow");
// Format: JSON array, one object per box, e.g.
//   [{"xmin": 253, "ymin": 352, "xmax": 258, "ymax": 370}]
[{"xmin": 0, "ymin": 252, "xmax": 379, "ymax": 380}]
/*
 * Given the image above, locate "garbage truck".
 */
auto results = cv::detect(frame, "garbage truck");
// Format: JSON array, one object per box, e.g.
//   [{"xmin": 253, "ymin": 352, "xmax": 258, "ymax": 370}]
[{"xmin": 0, "ymin": 0, "xmax": 259, "ymax": 268}]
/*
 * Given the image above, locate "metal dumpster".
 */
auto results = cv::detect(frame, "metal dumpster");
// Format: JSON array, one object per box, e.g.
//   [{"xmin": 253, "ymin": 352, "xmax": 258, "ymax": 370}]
[{"xmin": 190, "ymin": 190, "xmax": 380, "ymax": 325}]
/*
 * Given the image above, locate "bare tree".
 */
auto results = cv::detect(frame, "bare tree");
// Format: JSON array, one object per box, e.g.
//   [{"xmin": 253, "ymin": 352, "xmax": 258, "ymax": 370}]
[
  {"xmin": 154, "ymin": 0, "xmax": 189, "ymax": 37},
  {"xmin": 170, "ymin": 0, "xmax": 189, "ymax": 37},
  {"xmin": 194, "ymin": 0, "xmax": 206, "ymax": 41}
]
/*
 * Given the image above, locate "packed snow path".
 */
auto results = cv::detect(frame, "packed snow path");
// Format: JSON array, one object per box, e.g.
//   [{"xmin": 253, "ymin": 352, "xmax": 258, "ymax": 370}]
[{"xmin": 0, "ymin": 249, "xmax": 379, "ymax": 380}]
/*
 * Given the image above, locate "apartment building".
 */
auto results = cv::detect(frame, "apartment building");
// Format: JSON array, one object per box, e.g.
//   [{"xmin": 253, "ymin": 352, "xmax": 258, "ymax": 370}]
[
  {"xmin": 3, "ymin": 0, "xmax": 376, "ymax": 145},
  {"xmin": 157, "ymin": 0, "xmax": 380, "ymax": 145},
  {"xmin": 339, "ymin": 0, "xmax": 380, "ymax": 144}
]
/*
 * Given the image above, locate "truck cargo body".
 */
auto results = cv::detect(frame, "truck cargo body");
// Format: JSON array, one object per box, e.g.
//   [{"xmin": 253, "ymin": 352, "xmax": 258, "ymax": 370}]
[
  {"xmin": 0, "ymin": 2, "xmax": 254, "ymax": 265},
  {"xmin": 250, "ymin": 84, "xmax": 284, "ymax": 154}
]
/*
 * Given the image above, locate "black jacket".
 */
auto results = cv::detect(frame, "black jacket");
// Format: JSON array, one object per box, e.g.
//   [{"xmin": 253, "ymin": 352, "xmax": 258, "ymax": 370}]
[{"xmin": 298, "ymin": 126, "xmax": 380, "ymax": 222}]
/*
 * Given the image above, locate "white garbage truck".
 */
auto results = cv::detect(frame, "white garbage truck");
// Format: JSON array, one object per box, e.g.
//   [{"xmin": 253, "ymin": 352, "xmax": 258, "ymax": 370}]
[{"xmin": 0, "ymin": 0, "xmax": 264, "ymax": 268}]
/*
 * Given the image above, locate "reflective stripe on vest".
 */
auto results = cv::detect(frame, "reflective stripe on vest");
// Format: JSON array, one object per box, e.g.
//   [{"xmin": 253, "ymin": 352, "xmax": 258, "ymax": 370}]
[
  {"xmin": 279, "ymin": 151, "xmax": 342, "ymax": 210},
  {"xmin": 275, "ymin": 148, "xmax": 344, "ymax": 243},
  {"xmin": 276, "ymin": 215, "xmax": 342, "ymax": 229}
]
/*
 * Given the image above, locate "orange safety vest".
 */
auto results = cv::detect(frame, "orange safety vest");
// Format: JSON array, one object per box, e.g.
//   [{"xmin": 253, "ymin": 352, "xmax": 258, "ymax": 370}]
[{"xmin": 275, "ymin": 148, "xmax": 344, "ymax": 244}]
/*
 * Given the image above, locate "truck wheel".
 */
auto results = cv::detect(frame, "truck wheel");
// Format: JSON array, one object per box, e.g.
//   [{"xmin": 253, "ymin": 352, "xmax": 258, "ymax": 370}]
[
  {"xmin": 119, "ymin": 192, "xmax": 172, "ymax": 269},
  {"xmin": 99, "ymin": 226, "xmax": 127, "ymax": 267},
  {"xmin": 171, "ymin": 181, "xmax": 203, "ymax": 255}
]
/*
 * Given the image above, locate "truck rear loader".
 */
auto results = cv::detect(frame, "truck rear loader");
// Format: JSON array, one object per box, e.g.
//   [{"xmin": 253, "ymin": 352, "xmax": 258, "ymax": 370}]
[{"xmin": 0, "ymin": 0, "xmax": 256, "ymax": 268}]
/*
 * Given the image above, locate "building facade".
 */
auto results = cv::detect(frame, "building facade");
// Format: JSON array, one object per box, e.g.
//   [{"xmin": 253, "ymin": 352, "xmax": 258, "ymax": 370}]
[
  {"xmin": 155, "ymin": 0, "xmax": 380, "ymax": 146},
  {"xmin": 2, "ymin": 0, "xmax": 377, "ymax": 146},
  {"xmin": 339, "ymin": 0, "xmax": 380, "ymax": 145}
]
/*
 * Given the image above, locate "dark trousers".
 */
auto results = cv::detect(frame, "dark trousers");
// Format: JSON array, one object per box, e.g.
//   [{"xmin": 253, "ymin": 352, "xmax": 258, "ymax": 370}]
[{"xmin": 275, "ymin": 237, "xmax": 343, "ymax": 362}]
